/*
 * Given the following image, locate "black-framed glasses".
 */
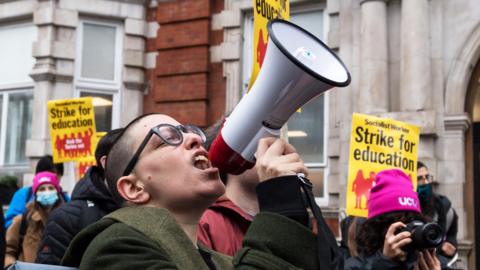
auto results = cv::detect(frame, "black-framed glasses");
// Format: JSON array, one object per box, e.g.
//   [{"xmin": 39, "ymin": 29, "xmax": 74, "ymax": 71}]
[
  {"xmin": 417, "ymin": 174, "xmax": 433, "ymax": 181},
  {"xmin": 122, "ymin": 124, "xmax": 206, "ymax": 176}
]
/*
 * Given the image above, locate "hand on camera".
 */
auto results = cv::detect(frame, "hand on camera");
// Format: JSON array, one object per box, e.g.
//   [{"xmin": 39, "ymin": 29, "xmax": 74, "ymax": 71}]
[
  {"xmin": 414, "ymin": 249, "xmax": 441, "ymax": 270},
  {"xmin": 255, "ymin": 137, "xmax": 308, "ymax": 182},
  {"xmin": 383, "ymin": 222, "xmax": 412, "ymax": 261}
]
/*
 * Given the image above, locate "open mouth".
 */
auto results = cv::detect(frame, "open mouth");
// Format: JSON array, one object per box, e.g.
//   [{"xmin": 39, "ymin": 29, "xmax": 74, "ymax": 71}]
[{"xmin": 194, "ymin": 154, "xmax": 212, "ymax": 170}]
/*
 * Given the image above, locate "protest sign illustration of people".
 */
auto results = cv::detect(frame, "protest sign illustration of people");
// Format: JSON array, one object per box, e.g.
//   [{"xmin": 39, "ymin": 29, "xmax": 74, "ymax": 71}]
[
  {"xmin": 77, "ymin": 159, "xmax": 96, "ymax": 178},
  {"xmin": 257, "ymin": 29, "xmax": 268, "ymax": 67},
  {"xmin": 54, "ymin": 128, "xmax": 94, "ymax": 159},
  {"xmin": 75, "ymin": 132, "xmax": 105, "ymax": 178},
  {"xmin": 352, "ymin": 170, "xmax": 376, "ymax": 209}
]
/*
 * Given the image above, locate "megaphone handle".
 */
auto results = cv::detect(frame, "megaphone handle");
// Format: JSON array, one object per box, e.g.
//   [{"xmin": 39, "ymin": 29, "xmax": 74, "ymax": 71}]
[{"xmin": 240, "ymin": 126, "xmax": 281, "ymax": 163}]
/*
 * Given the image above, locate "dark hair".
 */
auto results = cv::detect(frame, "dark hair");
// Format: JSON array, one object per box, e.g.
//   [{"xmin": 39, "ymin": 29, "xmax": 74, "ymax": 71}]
[
  {"xmin": 204, "ymin": 117, "xmax": 225, "ymax": 151},
  {"xmin": 105, "ymin": 113, "xmax": 158, "ymax": 204},
  {"xmin": 35, "ymin": 155, "xmax": 64, "ymax": 176},
  {"xmin": 356, "ymin": 211, "xmax": 424, "ymax": 256},
  {"xmin": 91, "ymin": 128, "xmax": 124, "ymax": 183},
  {"xmin": 95, "ymin": 128, "xmax": 124, "ymax": 169},
  {"xmin": 340, "ymin": 216, "xmax": 366, "ymax": 257},
  {"xmin": 203, "ymin": 116, "xmax": 228, "ymax": 184},
  {"xmin": 417, "ymin": 161, "xmax": 427, "ymax": 170}
]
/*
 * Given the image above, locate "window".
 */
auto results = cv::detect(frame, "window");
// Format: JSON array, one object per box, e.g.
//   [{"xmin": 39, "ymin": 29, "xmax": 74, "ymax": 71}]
[
  {"xmin": 0, "ymin": 23, "xmax": 36, "ymax": 166},
  {"xmin": 0, "ymin": 24, "xmax": 37, "ymax": 86},
  {"xmin": 2, "ymin": 91, "xmax": 33, "ymax": 165},
  {"xmin": 75, "ymin": 20, "xmax": 122, "ymax": 132},
  {"xmin": 286, "ymin": 10, "xmax": 327, "ymax": 203},
  {"xmin": 242, "ymin": 7, "xmax": 328, "ymax": 203},
  {"xmin": 81, "ymin": 23, "xmax": 117, "ymax": 81}
]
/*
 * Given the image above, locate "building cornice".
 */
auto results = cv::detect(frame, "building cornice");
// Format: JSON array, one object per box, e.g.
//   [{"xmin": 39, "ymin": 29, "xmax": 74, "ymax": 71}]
[
  {"xmin": 360, "ymin": 0, "xmax": 390, "ymax": 5},
  {"xmin": 444, "ymin": 113, "xmax": 471, "ymax": 132}
]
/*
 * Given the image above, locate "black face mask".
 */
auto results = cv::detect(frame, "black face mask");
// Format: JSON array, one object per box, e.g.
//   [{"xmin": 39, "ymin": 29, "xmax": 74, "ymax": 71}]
[{"xmin": 417, "ymin": 183, "xmax": 432, "ymax": 205}]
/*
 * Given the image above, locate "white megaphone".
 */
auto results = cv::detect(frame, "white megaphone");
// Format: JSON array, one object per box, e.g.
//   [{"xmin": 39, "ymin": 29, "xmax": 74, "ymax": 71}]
[{"xmin": 209, "ymin": 19, "xmax": 351, "ymax": 175}]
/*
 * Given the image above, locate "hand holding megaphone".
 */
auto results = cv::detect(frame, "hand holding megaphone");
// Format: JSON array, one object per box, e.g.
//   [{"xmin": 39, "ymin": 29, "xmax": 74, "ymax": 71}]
[
  {"xmin": 255, "ymin": 137, "xmax": 308, "ymax": 182},
  {"xmin": 209, "ymin": 19, "xmax": 351, "ymax": 175}
]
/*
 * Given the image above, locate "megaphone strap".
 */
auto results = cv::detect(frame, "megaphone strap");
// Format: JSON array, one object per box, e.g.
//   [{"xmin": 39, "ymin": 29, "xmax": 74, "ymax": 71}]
[{"xmin": 298, "ymin": 175, "xmax": 343, "ymax": 270}]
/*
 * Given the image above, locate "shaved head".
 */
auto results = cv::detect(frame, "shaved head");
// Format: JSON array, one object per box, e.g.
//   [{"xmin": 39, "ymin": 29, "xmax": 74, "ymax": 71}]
[
  {"xmin": 105, "ymin": 113, "xmax": 159, "ymax": 204},
  {"xmin": 106, "ymin": 113, "xmax": 224, "ymax": 211}
]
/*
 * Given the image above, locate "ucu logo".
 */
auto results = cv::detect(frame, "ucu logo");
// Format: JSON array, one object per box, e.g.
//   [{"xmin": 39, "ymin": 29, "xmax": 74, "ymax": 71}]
[
  {"xmin": 39, "ymin": 177, "xmax": 51, "ymax": 183},
  {"xmin": 398, "ymin": 197, "xmax": 417, "ymax": 207}
]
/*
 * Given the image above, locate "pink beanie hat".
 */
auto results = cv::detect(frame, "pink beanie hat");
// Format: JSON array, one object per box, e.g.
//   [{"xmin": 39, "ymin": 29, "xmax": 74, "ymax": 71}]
[
  {"xmin": 367, "ymin": 169, "xmax": 421, "ymax": 219},
  {"xmin": 32, "ymin": 171, "xmax": 60, "ymax": 194}
]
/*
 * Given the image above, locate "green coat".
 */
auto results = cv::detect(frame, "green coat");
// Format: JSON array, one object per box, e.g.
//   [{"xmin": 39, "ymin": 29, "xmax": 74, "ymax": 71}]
[{"xmin": 62, "ymin": 206, "xmax": 319, "ymax": 270}]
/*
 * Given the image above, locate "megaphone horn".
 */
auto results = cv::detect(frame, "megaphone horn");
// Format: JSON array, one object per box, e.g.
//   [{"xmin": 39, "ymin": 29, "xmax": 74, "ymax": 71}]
[{"xmin": 209, "ymin": 19, "xmax": 351, "ymax": 175}]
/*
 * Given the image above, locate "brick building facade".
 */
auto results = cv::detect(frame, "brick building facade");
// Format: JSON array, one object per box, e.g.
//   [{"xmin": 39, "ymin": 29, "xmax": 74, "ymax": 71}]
[{"xmin": 144, "ymin": 0, "xmax": 226, "ymax": 126}]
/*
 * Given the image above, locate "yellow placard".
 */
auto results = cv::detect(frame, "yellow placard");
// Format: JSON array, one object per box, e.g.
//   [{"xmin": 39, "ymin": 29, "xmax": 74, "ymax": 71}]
[
  {"xmin": 346, "ymin": 113, "xmax": 420, "ymax": 217},
  {"xmin": 76, "ymin": 156, "xmax": 96, "ymax": 179},
  {"xmin": 48, "ymin": 97, "xmax": 97, "ymax": 163},
  {"xmin": 75, "ymin": 132, "xmax": 106, "ymax": 179},
  {"xmin": 248, "ymin": 0, "xmax": 289, "ymax": 89}
]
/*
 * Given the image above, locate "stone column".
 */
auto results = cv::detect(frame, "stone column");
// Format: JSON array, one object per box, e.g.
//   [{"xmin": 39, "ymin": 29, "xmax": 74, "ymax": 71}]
[
  {"xmin": 27, "ymin": 1, "xmax": 78, "ymax": 159},
  {"xmin": 26, "ymin": 1, "xmax": 78, "ymax": 191},
  {"xmin": 440, "ymin": 114, "xmax": 470, "ymax": 241},
  {"xmin": 400, "ymin": 0, "xmax": 431, "ymax": 111},
  {"xmin": 122, "ymin": 18, "xmax": 147, "ymax": 126},
  {"xmin": 358, "ymin": 0, "xmax": 389, "ymax": 113},
  {"xmin": 439, "ymin": 115, "xmax": 473, "ymax": 264}
]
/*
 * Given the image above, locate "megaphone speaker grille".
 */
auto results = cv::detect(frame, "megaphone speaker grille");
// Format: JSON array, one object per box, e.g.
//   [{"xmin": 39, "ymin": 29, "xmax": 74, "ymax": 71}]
[{"xmin": 268, "ymin": 19, "xmax": 351, "ymax": 86}]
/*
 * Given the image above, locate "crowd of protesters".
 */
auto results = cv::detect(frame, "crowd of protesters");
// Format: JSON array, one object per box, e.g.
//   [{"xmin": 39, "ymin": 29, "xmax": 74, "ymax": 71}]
[
  {"xmin": 35, "ymin": 129, "xmax": 122, "ymax": 265},
  {"xmin": 0, "ymin": 113, "xmax": 461, "ymax": 270},
  {"xmin": 1, "ymin": 128, "xmax": 122, "ymax": 269}
]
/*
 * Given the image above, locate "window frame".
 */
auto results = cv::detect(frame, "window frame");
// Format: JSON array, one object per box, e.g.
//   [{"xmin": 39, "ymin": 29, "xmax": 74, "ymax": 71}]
[
  {"xmin": 0, "ymin": 87, "xmax": 34, "ymax": 167},
  {"xmin": 74, "ymin": 19, "xmax": 123, "ymax": 131}
]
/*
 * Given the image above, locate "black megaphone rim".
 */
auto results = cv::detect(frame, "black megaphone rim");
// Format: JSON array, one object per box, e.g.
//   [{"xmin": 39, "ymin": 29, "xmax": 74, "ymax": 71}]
[{"xmin": 267, "ymin": 19, "xmax": 352, "ymax": 87}]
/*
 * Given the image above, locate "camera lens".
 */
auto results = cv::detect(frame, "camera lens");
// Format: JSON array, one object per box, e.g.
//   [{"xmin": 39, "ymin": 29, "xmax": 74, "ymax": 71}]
[
  {"xmin": 397, "ymin": 221, "xmax": 445, "ymax": 251},
  {"xmin": 425, "ymin": 228, "xmax": 439, "ymax": 241},
  {"xmin": 420, "ymin": 223, "xmax": 444, "ymax": 248},
  {"xmin": 405, "ymin": 221, "xmax": 445, "ymax": 250}
]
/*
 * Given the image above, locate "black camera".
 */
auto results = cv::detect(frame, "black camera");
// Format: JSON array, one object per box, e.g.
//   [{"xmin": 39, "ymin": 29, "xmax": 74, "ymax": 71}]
[{"xmin": 395, "ymin": 220, "xmax": 445, "ymax": 251}]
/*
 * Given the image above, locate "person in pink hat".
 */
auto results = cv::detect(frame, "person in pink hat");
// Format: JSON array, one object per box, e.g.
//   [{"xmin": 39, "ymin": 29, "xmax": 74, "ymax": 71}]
[
  {"xmin": 4, "ymin": 171, "xmax": 65, "ymax": 267},
  {"xmin": 345, "ymin": 169, "xmax": 443, "ymax": 270}
]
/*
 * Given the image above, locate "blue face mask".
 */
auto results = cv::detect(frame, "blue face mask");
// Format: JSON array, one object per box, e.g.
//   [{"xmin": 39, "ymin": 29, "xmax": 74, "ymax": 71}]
[
  {"xmin": 36, "ymin": 190, "xmax": 59, "ymax": 207},
  {"xmin": 417, "ymin": 183, "xmax": 432, "ymax": 205}
]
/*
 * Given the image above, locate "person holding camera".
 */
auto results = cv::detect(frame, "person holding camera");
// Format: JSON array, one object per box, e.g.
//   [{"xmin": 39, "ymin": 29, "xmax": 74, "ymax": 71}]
[{"xmin": 345, "ymin": 169, "xmax": 443, "ymax": 270}]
